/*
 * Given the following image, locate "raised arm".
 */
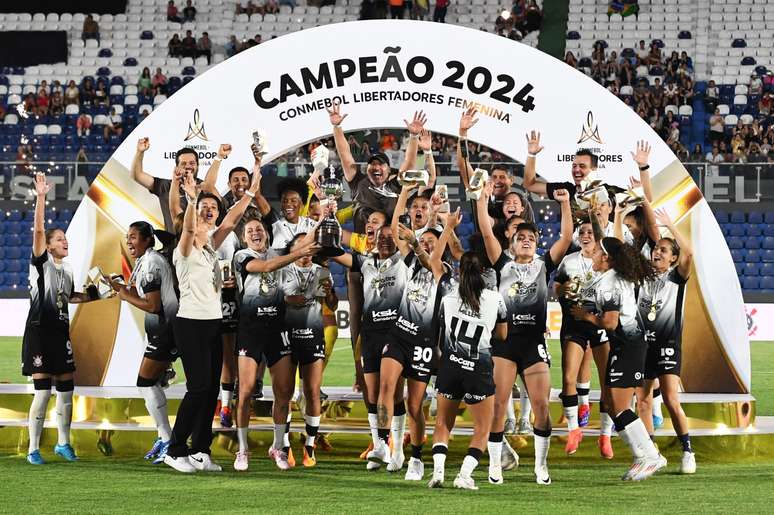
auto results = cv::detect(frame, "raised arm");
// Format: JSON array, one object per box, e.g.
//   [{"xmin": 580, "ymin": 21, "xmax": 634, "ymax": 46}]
[
  {"xmin": 391, "ymin": 183, "xmax": 418, "ymax": 256},
  {"xmin": 399, "ymin": 110, "xmax": 427, "ymax": 173},
  {"xmin": 429, "ymin": 208, "xmax": 461, "ymax": 281},
  {"xmin": 169, "ymin": 173, "xmax": 183, "ymax": 220},
  {"xmin": 327, "ymin": 101, "xmax": 356, "ymax": 182},
  {"xmin": 245, "ymin": 241, "xmax": 321, "ymax": 273},
  {"xmin": 200, "ymin": 143, "xmax": 232, "ymax": 198},
  {"xmin": 631, "ymin": 140, "xmax": 654, "ymax": 202},
  {"xmin": 329, "ymin": 252, "xmax": 354, "ymax": 269},
  {"xmin": 418, "ymin": 129, "xmax": 436, "ymax": 188},
  {"xmin": 654, "ymin": 208, "xmax": 693, "ymax": 279},
  {"xmin": 32, "ymin": 173, "xmax": 50, "ymax": 257},
  {"xmin": 613, "ymin": 202, "xmax": 626, "ymax": 242},
  {"xmin": 130, "ymin": 137, "xmax": 156, "ymax": 191},
  {"xmin": 548, "ymin": 189, "xmax": 573, "ymax": 264},
  {"xmin": 211, "ymin": 169, "xmax": 262, "ymax": 250},
  {"xmin": 523, "ymin": 130, "xmax": 547, "ymax": 195},
  {"xmin": 248, "ymin": 148, "xmax": 271, "ymax": 216},
  {"xmin": 177, "ymin": 174, "xmax": 199, "ymax": 257},
  {"xmin": 457, "ymin": 107, "xmax": 478, "ymax": 190},
  {"xmin": 476, "ymin": 182, "xmax": 502, "ymax": 265}
]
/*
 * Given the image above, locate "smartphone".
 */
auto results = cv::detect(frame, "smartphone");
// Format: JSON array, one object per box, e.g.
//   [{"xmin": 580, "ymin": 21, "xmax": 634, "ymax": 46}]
[{"xmin": 399, "ymin": 213, "xmax": 411, "ymax": 227}]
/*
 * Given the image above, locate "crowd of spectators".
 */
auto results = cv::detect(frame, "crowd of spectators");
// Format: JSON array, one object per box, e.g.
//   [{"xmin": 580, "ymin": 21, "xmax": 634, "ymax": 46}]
[
  {"xmin": 167, "ymin": 1, "xmax": 198, "ymax": 23},
  {"xmin": 168, "ymin": 30, "xmax": 212, "ymax": 62},
  {"xmin": 494, "ymin": 0, "xmax": 542, "ymax": 40},
  {"xmin": 360, "ymin": 0, "xmax": 449, "ymax": 23}
]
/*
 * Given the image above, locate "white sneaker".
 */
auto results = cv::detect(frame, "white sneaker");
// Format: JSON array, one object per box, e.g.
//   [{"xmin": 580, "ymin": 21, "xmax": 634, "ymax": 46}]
[
  {"xmin": 233, "ymin": 450, "xmax": 249, "ymax": 471},
  {"xmin": 680, "ymin": 452, "xmax": 696, "ymax": 474},
  {"xmin": 534, "ymin": 465, "xmax": 551, "ymax": 485},
  {"xmin": 488, "ymin": 464, "xmax": 503, "ymax": 485},
  {"xmin": 429, "ymin": 396, "xmax": 438, "ymax": 417},
  {"xmin": 163, "ymin": 454, "xmax": 196, "ymax": 473},
  {"xmin": 404, "ymin": 457, "xmax": 424, "ymax": 480},
  {"xmin": 622, "ymin": 458, "xmax": 646, "ymax": 481},
  {"xmin": 366, "ymin": 440, "xmax": 390, "ymax": 465},
  {"xmin": 428, "ymin": 470, "xmax": 444, "ymax": 488},
  {"xmin": 504, "ymin": 418, "xmax": 516, "ymax": 434},
  {"xmin": 366, "ymin": 459, "xmax": 382, "ymax": 471},
  {"xmin": 188, "ymin": 452, "xmax": 222, "ymax": 472},
  {"xmin": 453, "ymin": 473, "xmax": 479, "ymax": 490},
  {"xmin": 517, "ymin": 418, "xmax": 532, "ymax": 435},
  {"xmin": 501, "ymin": 439, "xmax": 519, "ymax": 471},
  {"xmin": 632, "ymin": 454, "xmax": 667, "ymax": 481},
  {"xmin": 386, "ymin": 450, "xmax": 405, "ymax": 472},
  {"xmin": 268, "ymin": 448, "xmax": 291, "ymax": 471}
]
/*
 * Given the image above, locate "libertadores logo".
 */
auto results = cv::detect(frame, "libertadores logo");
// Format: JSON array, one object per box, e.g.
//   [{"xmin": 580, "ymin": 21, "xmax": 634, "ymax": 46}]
[
  {"xmin": 577, "ymin": 111, "xmax": 603, "ymax": 145},
  {"xmin": 746, "ymin": 306, "xmax": 758, "ymax": 337},
  {"xmin": 184, "ymin": 109, "xmax": 209, "ymax": 142}
]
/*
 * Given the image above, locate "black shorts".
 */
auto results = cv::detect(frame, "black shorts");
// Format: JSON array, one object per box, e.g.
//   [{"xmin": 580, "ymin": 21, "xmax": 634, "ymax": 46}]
[
  {"xmin": 360, "ymin": 329, "xmax": 391, "ymax": 374},
  {"xmin": 605, "ymin": 340, "xmax": 647, "ymax": 388},
  {"xmin": 236, "ymin": 318, "xmax": 284, "ymax": 365},
  {"xmin": 644, "ymin": 334, "xmax": 682, "ymax": 380},
  {"xmin": 220, "ymin": 288, "xmax": 238, "ymax": 334},
  {"xmin": 382, "ymin": 335, "xmax": 436, "ymax": 383},
  {"xmin": 561, "ymin": 320, "xmax": 609, "ymax": 350},
  {"xmin": 22, "ymin": 324, "xmax": 75, "ymax": 376},
  {"xmin": 144, "ymin": 326, "xmax": 178, "ymax": 362},
  {"xmin": 436, "ymin": 353, "xmax": 495, "ymax": 405},
  {"xmin": 492, "ymin": 333, "xmax": 551, "ymax": 370},
  {"xmin": 289, "ymin": 328, "xmax": 325, "ymax": 366}
]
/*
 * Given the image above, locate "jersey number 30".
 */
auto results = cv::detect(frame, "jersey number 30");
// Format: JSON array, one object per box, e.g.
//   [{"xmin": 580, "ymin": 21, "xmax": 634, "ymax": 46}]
[{"xmin": 449, "ymin": 316, "xmax": 485, "ymax": 360}]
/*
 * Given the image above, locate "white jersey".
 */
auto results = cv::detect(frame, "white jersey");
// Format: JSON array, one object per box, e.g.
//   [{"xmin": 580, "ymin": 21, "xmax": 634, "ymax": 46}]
[
  {"xmin": 589, "ymin": 269, "xmax": 643, "ymax": 346},
  {"xmin": 439, "ymin": 287, "xmax": 507, "ymax": 361},
  {"xmin": 271, "ymin": 216, "xmax": 316, "ymax": 250}
]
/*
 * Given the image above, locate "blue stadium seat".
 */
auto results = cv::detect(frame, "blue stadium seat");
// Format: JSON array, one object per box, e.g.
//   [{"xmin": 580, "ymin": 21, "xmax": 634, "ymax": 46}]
[
  {"xmin": 762, "ymin": 250, "xmax": 774, "ymax": 262},
  {"xmin": 7, "ymin": 247, "xmax": 22, "ymax": 259},
  {"xmin": 745, "ymin": 237, "xmax": 762, "ymax": 249},
  {"xmin": 764, "ymin": 237, "xmax": 774, "ymax": 249},
  {"xmin": 735, "ymin": 263, "xmax": 745, "ymax": 276},
  {"xmin": 760, "ymin": 276, "xmax": 774, "ymax": 290},
  {"xmin": 7, "ymin": 209, "xmax": 21, "ymax": 221},
  {"xmin": 6, "ymin": 260, "xmax": 22, "ymax": 273},
  {"xmin": 761, "ymin": 263, "xmax": 774, "ymax": 276},
  {"xmin": 765, "ymin": 212, "xmax": 774, "ymax": 224},
  {"xmin": 730, "ymin": 211, "xmax": 746, "ymax": 223},
  {"xmin": 747, "ymin": 225, "xmax": 763, "ymax": 236},
  {"xmin": 764, "ymin": 225, "xmax": 774, "ymax": 237},
  {"xmin": 731, "ymin": 249, "xmax": 745, "ymax": 263},
  {"xmin": 726, "ymin": 236, "xmax": 744, "ymax": 249},
  {"xmin": 742, "ymin": 276, "xmax": 759, "ymax": 290},
  {"xmin": 728, "ymin": 224, "xmax": 745, "ymax": 236},
  {"xmin": 744, "ymin": 262, "xmax": 761, "ymax": 276}
]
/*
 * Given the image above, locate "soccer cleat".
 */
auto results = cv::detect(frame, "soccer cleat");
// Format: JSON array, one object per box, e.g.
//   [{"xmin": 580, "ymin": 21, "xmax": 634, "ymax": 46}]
[
  {"xmin": 152, "ymin": 441, "xmax": 170, "ymax": 465},
  {"xmin": 404, "ymin": 457, "xmax": 425, "ymax": 480},
  {"xmin": 516, "ymin": 418, "xmax": 533, "ymax": 435},
  {"xmin": 219, "ymin": 406, "xmax": 233, "ymax": 428},
  {"xmin": 287, "ymin": 447, "xmax": 296, "ymax": 468},
  {"xmin": 565, "ymin": 428, "xmax": 583, "ymax": 455},
  {"xmin": 27, "ymin": 450, "xmax": 45, "ymax": 465},
  {"xmin": 680, "ymin": 452, "xmax": 696, "ymax": 474},
  {"xmin": 367, "ymin": 440, "xmax": 390, "ymax": 466},
  {"xmin": 252, "ymin": 381, "xmax": 264, "ymax": 400},
  {"xmin": 488, "ymin": 465, "xmax": 503, "ymax": 485},
  {"xmin": 188, "ymin": 452, "xmax": 222, "ymax": 472},
  {"xmin": 164, "ymin": 454, "xmax": 196, "ymax": 473},
  {"xmin": 598, "ymin": 435, "xmax": 614, "ymax": 460},
  {"xmin": 144, "ymin": 437, "xmax": 164, "ymax": 460},
  {"xmin": 316, "ymin": 433, "xmax": 333, "ymax": 452},
  {"xmin": 320, "ymin": 389, "xmax": 328, "ymax": 401},
  {"xmin": 631, "ymin": 454, "xmax": 667, "ymax": 481},
  {"xmin": 652, "ymin": 413, "xmax": 664, "ymax": 429},
  {"xmin": 268, "ymin": 448, "xmax": 291, "ymax": 471},
  {"xmin": 54, "ymin": 444, "xmax": 78, "ymax": 462},
  {"xmin": 360, "ymin": 441, "xmax": 374, "ymax": 460},
  {"xmin": 534, "ymin": 465, "xmax": 552, "ymax": 485},
  {"xmin": 453, "ymin": 473, "xmax": 479, "ymax": 490},
  {"xmin": 429, "ymin": 395, "xmax": 438, "ymax": 417},
  {"xmin": 428, "ymin": 471, "xmax": 444, "ymax": 488},
  {"xmin": 303, "ymin": 447, "xmax": 317, "ymax": 467},
  {"xmin": 578, "ymin": 403, "xmax": 591, "ymax": 427},
  {"xmin": 501, "ymin": 439, "xmax": 519, "ymax": 471},
  {"xmin": 233, "ymin": 450, "xmax": 249, "ymax": 471},
  {"xmin": 386, "ymin": 449, "xmax": 405, "ymax": 472},
  {"xmin": 622, "ymin": 459, "xmax": 646, "ymax": 481},
  {"xmin": 504, "ymin": 418, "xmax": 516, "ymax": 434}
]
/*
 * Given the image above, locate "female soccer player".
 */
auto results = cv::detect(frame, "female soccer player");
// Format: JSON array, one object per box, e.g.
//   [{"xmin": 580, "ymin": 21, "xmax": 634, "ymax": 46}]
[
  {"xmin": 637, "ymin": 209, "xmax": 696, "ymax": 474},
  {"xmin": 163, "ymin": 172, "xmax": 259, "ymax": 473},
  {"xmin": 570, "ymin": 237, "xmax": 666, "ymax": 481},
  {"xmin": 428, "ymin": 252, "xmax": 508, "ymax": 490},
  {"xmin": 555, "ymin": 219, "xmax": 615, "ymax": 458},
  {"xmin": 276, "ymin": 233, "xmax": 338, "ymax": 468},
  {"xmin": 24, "ymin": 173, "xmax": 103, "ymax": 465},
  {"xmin": 231, "ymin": 219, "xmax": 318, "ymax": 471},
  {"xmin": 477, "ymin": 182, "xmax": 573, "ymax": 486},
  {"xmin": 110, "ymin": 221, "xmax": 179, "ymax": 464}
]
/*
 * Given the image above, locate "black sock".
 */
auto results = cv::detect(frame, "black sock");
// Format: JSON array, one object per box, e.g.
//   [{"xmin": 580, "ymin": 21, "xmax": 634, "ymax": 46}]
[
  {"xmin": 613, "ymin": 409, "xmax": 638, "ymax": 432},
  {"xmin": 377, "ymin": 428, "xmax": 390, "ymax": 442},
  {"xmin": 394, "ymin": 401, "xmax": 406, "ymax": 417},
  {"xmin": 367, "ymin": 403, "xmax": 377, "ymax": 415},
  {"xmin": 488, "ymin": 431, "xmax": 504, "ymax": 443},
  {"xmin": 653, "ymin": 387, "xmax": 662, "ymax": 399},
  {"xmin": 678, "ymin": 433, "xmax": 692, "ymax": 453},
  {"xmin": 466, "ymin": 447, "xmax": 483, "ymax": 461},
  {"xmin": 432, "ymin": 444, "xmax": 448, "ymax": 455},
  {"xmin": 411, "ymin": 444, "xmax": 423, "ymax": 459},
  {"xmin": 221, "ymin": 382, "xmax": 235, "ymax": 392},
  {"xmin": 577, "ymin": 385, "xmax": 590, "ymax": 398},
  {"xmin": 561, "ymin": 393, "xmax": 579, "ymax": 407}
]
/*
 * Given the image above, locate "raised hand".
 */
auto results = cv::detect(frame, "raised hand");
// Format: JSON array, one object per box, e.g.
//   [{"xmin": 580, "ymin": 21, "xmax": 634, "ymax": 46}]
[
  {"xmin": 397, "ymin": 222, "xmax": 417, "ymax": 244},
  {"xmin": 446, "ymin": 207, "xmax": 462, "ymax": 228},
  {"xmin": 404, "ymin": 110, "xmax": 428, "ymax": 135},
  {"xmin": 182, "ymin": 173, "xmax": 198, "ymax": 199},
  {"xmin": 419, "ymin": 129, "xmax": 433, "ymax": 151},
  {"xmin": 631, "ymin": 140, "xmax": 651, "ymax": 167},
  {"xmin": 137, "ymin": 137, "xmax": 150, "ymax": 153},
  {"xmin": 326, "ymin": 100, "xmax": 348, "ymax": 127},
  {"xmin": 218, "ymin": 143, "xmax": 232, "ymax": 160},
  {"xmin": 459, "ymin": 107, "xmax": 479, "ymax": 135},
  {"xmin": 653, "ymin": 208, "xmax": 673, "ymax": 227},
  {"xmin": 553, "ymin": 188, "xmax": 570, "ymax": 203},
  {"xmin": 34, "ymin": 172, "xmax": 50, "ymax": 197},
  {"xmin": 526, "ymin": 130, "xmax": 544, "ymax": 155},
  {"xmin": 250, "ymin": 143, "xmax": 263, "ymax": 166},
  {"xmin": 629, "ymin": 176, "xmax": 642, "ymax": 190}
]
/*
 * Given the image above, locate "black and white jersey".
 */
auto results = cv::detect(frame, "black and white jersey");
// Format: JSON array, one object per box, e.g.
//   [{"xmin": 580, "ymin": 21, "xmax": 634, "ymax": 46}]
[
  {"xmin": 493, "ymin": 252, "xmax": 556, "ymax": 335},
  {"xmin": 555, "ymin": 251, "xmax": 600, "ymax": 315},
  {"xmin": 393, "ymin": 254, "xmax": 449, "ymax": 345},
  {"xmin": 27, "ymin": 252, "xmax": 73, "ymax": 330},
  {"xmin": 637, "ymin": 268, "xmax": 687, "ymax": 343},
  {"xmin": 131, "ymin": 249, "xmax": 179, "ymax": 339},
  {"xmin": 234, "ymin": 247, "xmax": 285, "ymax": 324},
  {"xmin": 350, "ymin": 251, "xmax": 407, "ymax": 331},
  {"xmin": 279, "ymin": 262, "xmax": 331, "ymax": 333},
  {"xmin": 439, "ymin": 287, "xmax": 507, "ymax": 362},
  {"xmin": 270, "ymin": 216, "xmax": 316, "ymax": 250},
  {"xmin": 590, "ymin": 269, "xmax": 643, "ymax": 345}
]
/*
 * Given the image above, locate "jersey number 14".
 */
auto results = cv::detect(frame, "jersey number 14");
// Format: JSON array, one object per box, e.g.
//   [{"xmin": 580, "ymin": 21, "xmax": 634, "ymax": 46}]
[{"xmin": 449, "ymin": 316, "xmax": 485, "ymax": 360}]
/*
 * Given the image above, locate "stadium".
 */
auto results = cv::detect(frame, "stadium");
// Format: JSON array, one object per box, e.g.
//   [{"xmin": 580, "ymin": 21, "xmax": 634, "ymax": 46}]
[{"xmin": 0, "ymin": 0, "xmax": 772, "ymax": 512}]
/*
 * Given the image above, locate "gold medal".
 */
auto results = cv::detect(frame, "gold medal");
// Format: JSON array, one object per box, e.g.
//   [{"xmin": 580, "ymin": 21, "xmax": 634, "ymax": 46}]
[
  {"xmin": 647, "ymin": 308, "xmax": 657, "ymax": 322},
  {"xmin": 260, "ymin": 281, "xmax": 269, "ymax": 294},
  {"xmin": 508, "ymin": 283, "xmax": 519, "ymax": 297},
  {"xmin": 56, "ymin": 295, "xmax": 63, "ymax": 309}
]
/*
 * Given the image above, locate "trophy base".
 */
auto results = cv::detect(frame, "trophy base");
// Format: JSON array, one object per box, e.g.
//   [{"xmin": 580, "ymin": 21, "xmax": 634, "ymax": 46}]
[{"xmin": 317, "ymin": 245, "xmax": 345, "ymax": 257}]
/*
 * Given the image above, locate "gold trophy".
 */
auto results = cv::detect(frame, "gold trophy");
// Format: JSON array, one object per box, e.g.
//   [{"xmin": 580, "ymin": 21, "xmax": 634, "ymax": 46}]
[
  {"xmin": 398, "ymin": 169, "xmax": 430, "ymax": 187},
  {"xmin": 84, "ymin": 267, "xmax": 117, "ymax": 300},
  {"xmin": 252, "ymin": 129, "xmax": 269, "ymax": 156},
  {"xmin": 466, "ymin": 168, "xmax": 489, "ymax": 200},
  {"xmin": 563, "ymin": 275, "xmax": 583, "ymax": 305},
  {"xmin": 615, "ymin": 186, "xmax": 645, "ymax": 210}
]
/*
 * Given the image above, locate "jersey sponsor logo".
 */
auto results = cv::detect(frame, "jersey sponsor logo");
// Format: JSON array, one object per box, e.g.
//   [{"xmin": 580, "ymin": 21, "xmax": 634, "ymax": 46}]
[
  {"xmin": 449, "ymin": 353, "xmax": 475, "ymax": 371},
  {"xmin": 372, "ymin": 308, "xmax": 397, "ymax": 322},
  {"xmin": 512, "ymin": 313, "xmax": 536, "ymax": 323},
  {"xmin": 465, "ymin": 392, "xmax": 488, "ymax": 402},
  {"xmin": 255, "ymin": 306, "xmax": 279, "ymax": 316},
  {"xmin": 634, "ymin": 372, "xmax": 642, "ymax": 380},
  {"xmin": 644, "ymin": 330, "xmax": 656, "ymax": 343},
  {"xmin": 238, "ymin": 348, "xmax": 248, "ymax": 356},
  {"xmin": 396, "ymin": 315, "xmax": 419, "ymax": 335},
  {"xmin": 292, "ymin": 328, "xmax": 314, "ymax": 339}
]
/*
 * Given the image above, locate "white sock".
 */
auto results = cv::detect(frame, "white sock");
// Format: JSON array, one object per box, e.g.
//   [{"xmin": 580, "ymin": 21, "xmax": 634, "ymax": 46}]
[
  {"xmin": 304, "ymin": 414, "xmax": 320, "ymax": 448},
  {"xmin": 237, "ymin": 427, "xmax": 249, "ymax": 453},
  {"xmin": 55, "ymin": 390, "xmax": 73, "ymax": 446},
  {"xmin": 28, "ymin": 389, "xmax": 51, "ymax": 453},
  {"xmin": 139, "ymin": 385, "xmax": 172, "ymax": 441},
  {"xmin": 520, "ymin": 384, "xmax": 532, "ymax": 421},
  {"xmin": 600, "ymin": 412, "xmax": 614, "ymax": 436},
  {"xmin": 272, "ymin": 423, "xmax": 285, "ymax": 451},
  {"xmin": 505, "ymin": 391, "xmax": 516, "ymax": 420},
  {"xmin": 460, "ymin": 455, "xmax": 479, "ymax": 477},
  {"xmin": 652, "ymin": 391, "xmax": 664, "ymax": 418},
  {"xmin": 283, "ymin": 410, "xmax": 292, "ymax": 448},
  {"xmin": 391, "ymin": 414, "xmax": 406, "ymax": 456},
  {"xmin": 619, "ymin": 414, "xmax": 659, "ymax": 460},
  {"xmin": 220, "ymin": 387, "xmax": 234, "ymax": 407},
  {"xmin": 533, "ymin": 432, "xmax": 550, "ymax": 469},
  {"xmin": 564, "ymin": 404, "xmax": 579, "ymax": 431},
  {"xmin": 368, "ymin": 413, "xmax": 379, "ymax": 445},
  {"xmin": 576, "ymin": 381, "xmax": 590, "ymax": 406},
  {"xmin": 432, "ymin": 444, "xmax": 447, "ymax": 474},
  {"xmin": 487, "ymin": 440, "xmax": 502, "ymax": 468}
]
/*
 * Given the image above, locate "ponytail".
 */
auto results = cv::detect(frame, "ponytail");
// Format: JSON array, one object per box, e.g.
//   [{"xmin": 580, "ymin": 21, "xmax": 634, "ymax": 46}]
[
  {"xmin": 458, "ymin": 252, "xmax": 487, "ymax": 315},
  {"xmin": 600, "ymin": 237, "xmax": 656, "ymax": 285}
]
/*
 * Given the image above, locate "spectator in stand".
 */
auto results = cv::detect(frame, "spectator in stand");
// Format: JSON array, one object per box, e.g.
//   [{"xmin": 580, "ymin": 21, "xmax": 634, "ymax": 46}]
[
  {"xmin": 635, "ymin": 40, "xmax": 649, "ymax": 63},
  {"xmin": 664, "ymin": 80, "xmax": 679, "ymax": 105},
  {"xmin": 666, "ymin": 122, "xmax": 680, "ymax": 146},
  {"xmin": 709, "ymin": 108, "xmax": 725, "ymax": 143},
  {"xmin": 34, "ymin": 89, "xmax": 49, "ymax": 117},
  {"xmin": 706, "ymin": 145, "xmax": 724, "ymax": 163},
  {"xmin": 198, "ymin": 32, "xmax": 212, "ymax": 64},
  {"xmin": 49, "ymin": 91, "xmax": 64, "ymax": 117},
  {"xmin": 523, "ymin": 0, "xmax": 542, "ymax": 33},
  {"xmin": 759, "ymin": 92, "xmax": 773, "ymax": 117},
  {"xmin": 81, "ymin": 78, "xmax": 95, "ymax": 105},
  {"xmin": 181, "ymin": 30, "xmax": 197, "ymax": 58},
  {"xmin": 183, "ymin": 0, "xmax": 197, "ymax": 22},
  {"xmin": 152, "ymin": 68, "xmax": 168, "ymax": 95},
  {"xmin": 76, "ymin": 113, "xmax": 92, "ymax": 137},
  {"xmin": 433, "ymin": 0, "xmax": 448, "ymax": 23},
  {"xmin": 225, "ymin": 35, "xmax": 239, "ymax": 57},
  {"xmin": 689, "ymin": 144, "xmax": 703, "ymax": 161},
  {"xmin": 679, "ymin": 77, "xmax": 694, "ymax": 106},
  {"xmin": 379, "ymin": 129, "xmax": 396, "ymax": 151},
  {"xmin": 0, "ymin": 104, "xmax": 5, "ymax": 122},
  {"xmin": 94, "ymin": 82, "xmax": 109, "ymax": 107},
  {"xmin": 411, "ymin": 0, "xmax": 428, "ymax": 19},
  {"xmin": 388, "ymin": 0, "xmax": 404, "ymax": 18},
  {"xmin": 279, "ymin": 0, "xmax": 297, "ymax": 9},
  {"xmin": 169, "ymin": 34, "xmax": 183, "ymax": 57},
  {"xmin": 140, "ymin": 108, "xmax": 151, "ymax": 122},
  {"xmin": 385, "ymin": 140, "xmax": 405, "ymax": 168},
  {"xmin": 564, "ymin": 51, "xmax": 578, "ymax": 68},
  {"xmin": 264, "ymin": 0, "xmax": 279, "ymax": 14},
  {"xmin": 76, "ymin": 146, "xmax": 88, "ymax": 162},
  {"xmin": 104, "ymin": 108, "xmax": 124, "ymax": 142},
  {"xmin": 167, "ymin": 1, "xmax": 183, "ymax": 22},
  {"xmin": 138, "ymin": 67, "xmax": 153, "ymax": 97},
  {"xmin": 64, "ymin": 80, "xmax": 80, "ymax": 105},
  {"xmin": 750, "ymin": 73, "xmax": 763, "ymax": 96},
  {"xmin": 82, "ymin": 15, "xmax": 100, "ymax": 44},
  {"xmin": 704, "ymin": 79, "xmax": 719, "ymax": 111}
]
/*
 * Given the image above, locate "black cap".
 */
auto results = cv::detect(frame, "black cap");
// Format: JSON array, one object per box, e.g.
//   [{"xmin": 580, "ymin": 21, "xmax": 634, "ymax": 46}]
[{"xmin": 368, "ymin": 152, "xmax": 390, "ymax": 166}]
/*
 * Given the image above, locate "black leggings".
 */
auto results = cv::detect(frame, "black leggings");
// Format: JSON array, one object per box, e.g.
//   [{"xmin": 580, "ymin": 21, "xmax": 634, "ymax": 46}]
[{"xmin": 168, "ymin": 317, "xmax": 223, "ymax": 457}]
